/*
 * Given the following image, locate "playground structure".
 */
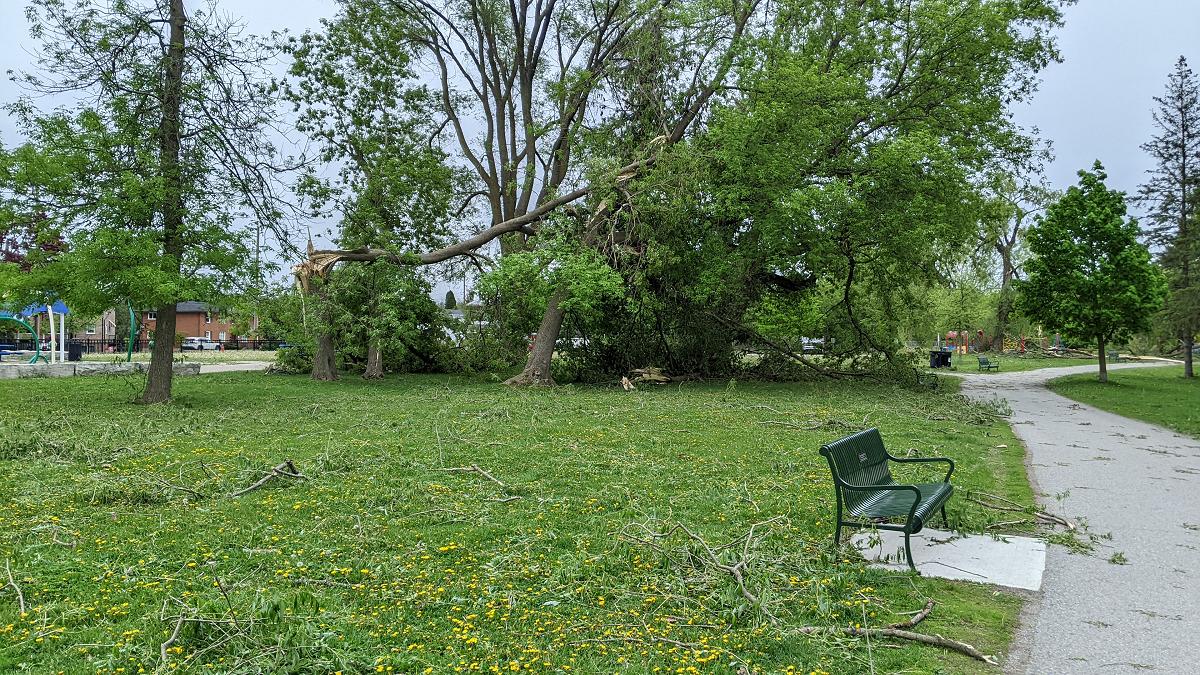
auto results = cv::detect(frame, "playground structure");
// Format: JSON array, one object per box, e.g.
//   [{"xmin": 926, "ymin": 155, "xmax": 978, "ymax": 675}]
[
  {"xmin": 0, "ymin": 312, "xmax": 44, "ymax": 364},
  {"xmin": 938, "ymin": 329, "xmax": 988, "ymax": 354},
  {"xmin": 935, "ymin": 328, "xmax": 1064, "ymax": 356},
  {"xmin": 0, "ymin": 301, "xmax": 137, "ymax": 365}
]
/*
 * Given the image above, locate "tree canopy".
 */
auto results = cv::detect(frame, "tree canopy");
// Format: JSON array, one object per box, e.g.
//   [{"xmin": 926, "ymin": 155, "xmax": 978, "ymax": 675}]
[
  {"xmin": 0, "ymin": 0, "xmax": 292, "ymax": 401},
  {"xmin": 1018, "ymin": 162, "xmax": 1166, "ymax": 381}
]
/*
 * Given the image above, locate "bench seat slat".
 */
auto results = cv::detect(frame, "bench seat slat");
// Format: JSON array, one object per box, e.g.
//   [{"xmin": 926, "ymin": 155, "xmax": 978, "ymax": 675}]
[{"xmin": 848, "ymin": 482, "xmax": 953, "ymax": 530}]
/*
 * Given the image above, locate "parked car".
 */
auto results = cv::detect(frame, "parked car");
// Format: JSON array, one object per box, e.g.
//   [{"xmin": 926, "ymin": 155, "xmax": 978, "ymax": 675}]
[
  {"xmin": 800, "ymin": 337, "xmax": 825, "ymax": 353},
  {"xmin": 181, "ymin": 336, "xmax": 221, "ymax": 351}
]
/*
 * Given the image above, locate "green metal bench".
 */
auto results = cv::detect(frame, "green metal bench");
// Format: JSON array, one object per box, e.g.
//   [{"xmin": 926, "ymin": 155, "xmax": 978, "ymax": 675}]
[
  {"xmin": 819, "ymin": 428, "xmax": 955, "ymax": 571},
  {"xmin": 1107, "ymin": 350, "xmax": 1124, "ymax": 363},
  {"xmin": 977, "ymin": 356, "xmax": 999, "ymax": 371}
]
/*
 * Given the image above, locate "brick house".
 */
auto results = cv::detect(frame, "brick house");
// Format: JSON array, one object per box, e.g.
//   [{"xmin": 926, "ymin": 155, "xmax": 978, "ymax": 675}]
[
  {"xmin": 139, "ymin": 302, "xmax": 236, "ymax": 342},
  {"xmin": 70, "ymin": 309, "xmax": 118, "ymax": 341}
]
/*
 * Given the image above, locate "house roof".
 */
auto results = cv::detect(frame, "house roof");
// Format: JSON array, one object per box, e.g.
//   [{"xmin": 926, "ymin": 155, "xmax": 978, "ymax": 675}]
[
  {"xmin": 175, "ymin": 301, "xmax": 213, "ymax": 313},
  {"xmin": 139, "ymin": 302, "xmax": 216, "ymax": 314}
]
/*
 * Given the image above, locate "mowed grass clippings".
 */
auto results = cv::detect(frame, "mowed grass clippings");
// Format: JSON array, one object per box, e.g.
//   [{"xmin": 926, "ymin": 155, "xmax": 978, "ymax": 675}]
[
  {"xmin": 0, "ymin": 373, "xmax": 1029, "ymax": 674},
  {"xmin": 1048, "ymin": 364, "xmax": 1200, "ymax": 438}
]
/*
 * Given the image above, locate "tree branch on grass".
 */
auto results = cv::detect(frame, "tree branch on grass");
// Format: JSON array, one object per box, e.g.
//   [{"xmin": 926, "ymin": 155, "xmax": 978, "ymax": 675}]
[
  {"xmin": 794, "ymin": 624, "xmax": 999, "ymax": 665},
  {"xmin": 620, "ymin": 516, "xmax": 786, "ymax": 625},
  {"xmin": 229, "ymin": 460, "xmax": 305, "ymax": 498},
  {"xmin": 439, "ymin": 463, "xmax": 506, "ymax": 488},
  {"xmin": 4, "ymin": 560, "xmax": 26, "ymax": 615},
  {"xmin": 966, "ymin": 491, "xmax": 1075, "ymax": 530}
]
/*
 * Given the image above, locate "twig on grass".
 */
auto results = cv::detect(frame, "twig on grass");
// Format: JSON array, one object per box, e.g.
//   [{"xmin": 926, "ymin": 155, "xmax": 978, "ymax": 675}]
[
  {"xmin": 440, "ymin": 463, "xmax": 506, "ymax": 488},
  {"xmin": 758, "ymin": 418, "xmax": 855, "ymax": 431},
  {"xmin": 985, "ymin": 519, "xmax": 1030, "ymax": 530},
  {"xmin": 229, "ymin": 460, "xmax": 305, "ymax": 498},
  {"xmin": 4, "ymin": 560, "xmax": 25, "ymax": 614},
  {"xmin": 160, "ymin": 611, "xmax": 189, "ymax": 666},
  {"xmin": 967, "ymin": 491, "xmax": 1076, "ymax": 530},
  {"xmin": 620, "ymin": 516, "xmax": 786, "ymax": 624},
  {"xmin": 795, "ymin": 625, "xmax": 998, "ymax": 665},
  {"xmin": 887, "ymin": 599, "xmax": 935, "ymax": 629},
  {"xmin": 213, "ymin": 574, "xmax": 243, "ymax": 634},
  {"xmin": 145, "ymin": 475, "xmax": 209, "ymax": 500}
]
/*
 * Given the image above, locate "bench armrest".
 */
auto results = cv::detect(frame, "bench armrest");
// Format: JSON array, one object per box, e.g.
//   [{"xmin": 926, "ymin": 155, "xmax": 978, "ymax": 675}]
[{"xmin": 885, "ymin": 454, "xmax": 954, "ymax": 482}]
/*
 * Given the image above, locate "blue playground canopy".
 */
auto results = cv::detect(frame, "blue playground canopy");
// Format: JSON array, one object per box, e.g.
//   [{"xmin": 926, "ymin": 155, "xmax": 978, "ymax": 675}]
[{"xmin": 20, "ymin": 301, "xmax": 70, "ymax": 317}]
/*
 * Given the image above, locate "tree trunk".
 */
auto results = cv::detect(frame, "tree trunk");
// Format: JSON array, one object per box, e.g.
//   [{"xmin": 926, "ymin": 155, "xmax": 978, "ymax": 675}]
[
  {"xmin": 140, "ymin": 303, "xmax": 177, "ymax": 403},
  {"xmin": 505, "ymin": 288, "xmax": 566, "ymax": 386},
  {"xmin": 140, "ymin": 0, "xmax": 186, "ymax": 405},
  {"xmin": 364, "ymin": 341, "xmax": 383, "ymax": 379},
  {"xmin": 1097, "ymin": 337, "xmax": 1108, "ymax": 383},
  {"xmin": 993, "ymin": 293, "xmax": 1012, "ymax": 352},
  {"xmin": 1185, "ymin": 336, "xmax": 1194, "ymax": 378},
  {"xmin": 993, "ymin": 253, "xmax": 1016, "ymax": 352},
  {"xmin": 312, "ymin": 332, "xmax": 338, "ymax": 381}
]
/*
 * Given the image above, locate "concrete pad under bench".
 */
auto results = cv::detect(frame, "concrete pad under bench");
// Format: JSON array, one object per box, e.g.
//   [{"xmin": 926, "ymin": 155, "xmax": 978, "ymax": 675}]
[{"xmin": 850, "ymin": 528, "xmax": 1046, "ymax": 591}]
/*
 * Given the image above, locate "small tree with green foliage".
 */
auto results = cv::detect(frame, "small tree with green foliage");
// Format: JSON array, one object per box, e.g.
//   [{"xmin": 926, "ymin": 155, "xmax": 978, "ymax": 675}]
[
  {"xmin": 1019, "ymin": 162, "xmax": 1166, "ymax": 382},
  {"xmin": 0, "ymin": 0, "xmax": 291, "ymax": 402}
]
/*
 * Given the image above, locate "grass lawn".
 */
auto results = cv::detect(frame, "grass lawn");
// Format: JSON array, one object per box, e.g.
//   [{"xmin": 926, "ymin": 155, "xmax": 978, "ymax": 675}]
[
  {"xmin": 0, "ymin": 373, "xmax": 1032, "ymax": 674},
  {"xmin": 1048, "ymin": 364, "xmax": 1200, "ymax": 438},
  {"xmin": 945, "ymin": 353, "xmax": 1097, "ymax": 373},
  {"xmin": 81, "ymin": 350, "xmax": 277, "ymax": 364}
]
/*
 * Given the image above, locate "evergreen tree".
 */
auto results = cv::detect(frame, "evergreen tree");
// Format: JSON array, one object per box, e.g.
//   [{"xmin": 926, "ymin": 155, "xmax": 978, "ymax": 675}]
[{"xmin": 1138, "ymin": 56, "xmax": 1200, "ymax": 376}]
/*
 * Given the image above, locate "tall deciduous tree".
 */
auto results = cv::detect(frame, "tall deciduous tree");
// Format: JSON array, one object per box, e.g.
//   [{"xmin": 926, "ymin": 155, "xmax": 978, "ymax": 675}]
[
  {"xmin": 296, "ymin": 0, "xmax": 762, "ymax": 386},
  {"xmin": 0, "ymin": 0, "xmax": 293, "ymax": 402},
  {"xmin": 280, "ymin": 1, "xmax": 457, "ymax": 381},
  {"xmin": 978, "ymin": 178, "xmax": 1057, "ymax": 350},
  {"xmin": 298, "ymin": 0, "xmax": 1069, "ymax": 385},
  {"xmin": 1019, "ymin": 162, "xmax": 1166, "ymax": 382},
  {"xmin": 1138, "ymin": 56, "xmax": 1200, "ymax": 377}
]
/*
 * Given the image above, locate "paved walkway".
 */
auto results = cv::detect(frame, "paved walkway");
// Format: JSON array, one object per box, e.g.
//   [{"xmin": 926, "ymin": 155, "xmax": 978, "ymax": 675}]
[
  {"xmin": 958, "ymin": 363, "xmax": 1200, "ymax": 674},
  {"xmin": 198, "ymin": 361, "xmax": 272, "ymax": 374}
]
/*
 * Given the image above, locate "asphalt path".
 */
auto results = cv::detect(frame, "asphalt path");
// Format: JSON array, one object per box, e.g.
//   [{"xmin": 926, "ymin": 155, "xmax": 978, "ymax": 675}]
[
  {"xmin": 958, "ymin": 363, "xmax": 1200, "ymax": 674},
  {"xmin": 197, "ymin": 361, "xmax": 273, "ymax": 374}
]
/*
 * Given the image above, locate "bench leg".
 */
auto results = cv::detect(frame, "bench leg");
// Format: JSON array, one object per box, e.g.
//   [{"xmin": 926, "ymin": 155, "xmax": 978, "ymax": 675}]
[
  {"xmin": 831, "ymin": 499, "xmax": 843, "ymax": 549},
  {"xmin": 904, "ymin": 530, "xmax": 916, "ymax": 572},
  {"xmin": 941, "ymin": 505, "xmax": 949, "ymax": 528}
]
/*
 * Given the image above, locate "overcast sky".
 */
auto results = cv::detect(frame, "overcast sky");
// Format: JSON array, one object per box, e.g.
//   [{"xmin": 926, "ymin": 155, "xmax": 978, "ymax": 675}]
[{"xmin": 1, "ymin": 0, "xmax": 1198, "ymax": 220}]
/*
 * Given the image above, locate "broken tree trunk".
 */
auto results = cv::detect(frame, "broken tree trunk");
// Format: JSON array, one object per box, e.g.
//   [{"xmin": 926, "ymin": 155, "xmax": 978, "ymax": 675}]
[
  {"xmin": 312, "ymin": 332, "xmax": 338, "ymax": 382},
  {"xmin": 505, "ymin": 288, "xmax": 567, "ymax": 387},
  {"xmin": 364, "ymin": 341, "xmax": 383, "ymax": 379}
]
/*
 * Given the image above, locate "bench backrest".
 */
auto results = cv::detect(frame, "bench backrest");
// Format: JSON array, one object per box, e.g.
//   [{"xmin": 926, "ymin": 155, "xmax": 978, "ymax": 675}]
[
  {"xmin": 819, "ymin": 428, "xmax": 894, "ymax": 509},
  {"xmin": 978, "ymin": 357, "xmax": 990, "ymax": 364}
]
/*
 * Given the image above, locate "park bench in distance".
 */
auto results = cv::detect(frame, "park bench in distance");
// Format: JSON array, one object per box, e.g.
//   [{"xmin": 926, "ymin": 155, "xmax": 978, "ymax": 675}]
[
  {"xmin": 819, "ymin": 428, "xmax": 955, "ymax": 571},
  {"xmin": 1107, "ymin": 350, "xmax": 1124, "ymax": 363},
  {"xmin": 977, "ymin": 356, "xmax": 999, "ymax": 371}
]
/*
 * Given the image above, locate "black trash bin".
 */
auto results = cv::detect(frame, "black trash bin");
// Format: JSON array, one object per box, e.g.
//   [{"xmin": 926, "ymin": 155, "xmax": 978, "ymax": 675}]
[
  {"xmin": 67, "ymin": 341, "xmax": 84, "ymax": 362},
  {"xmin": 929, "ymin": 350, "xmax": 952, "ymax": 369}
]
